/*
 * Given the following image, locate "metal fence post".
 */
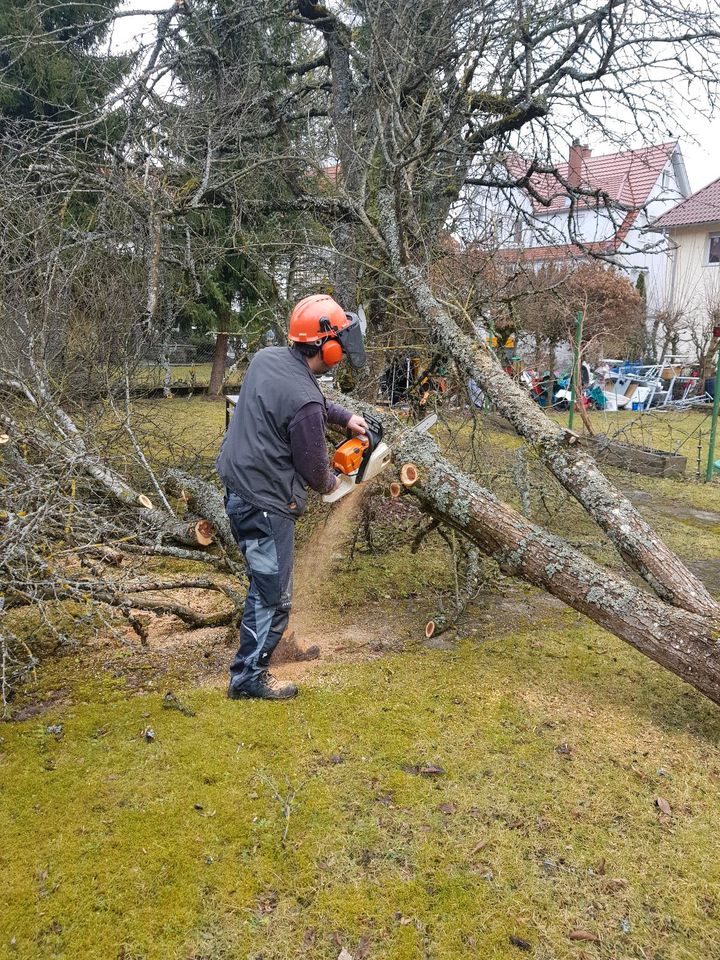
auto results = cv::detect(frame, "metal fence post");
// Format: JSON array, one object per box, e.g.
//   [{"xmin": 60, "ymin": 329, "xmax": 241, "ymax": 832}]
[
  {"xmin": 706, "ymin": 345, "xmax": 720, "ymax": 481},
  {"xmin": 568, "ymin": 310, "xmax": 584, "ymax": 431}
]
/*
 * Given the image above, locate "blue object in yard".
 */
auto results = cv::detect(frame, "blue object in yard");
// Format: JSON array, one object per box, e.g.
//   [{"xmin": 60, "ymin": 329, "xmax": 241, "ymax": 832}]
[
  {"xmin": 587, "ymin": 384, "xmax": 606, "ymax": 409},
  {"xmin": 631, "ymin": 401, "xmax": 643, "ymax": 411}
]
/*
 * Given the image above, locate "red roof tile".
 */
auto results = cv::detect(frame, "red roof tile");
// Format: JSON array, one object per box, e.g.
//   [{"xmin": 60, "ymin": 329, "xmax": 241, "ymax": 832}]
[
  {"xmin": 512, "ymin": 142, "xmax": 676, "ymax": 214},
  {"xmin": 653, "ymin": 176, "xmax": 720, "ymax": 228}
]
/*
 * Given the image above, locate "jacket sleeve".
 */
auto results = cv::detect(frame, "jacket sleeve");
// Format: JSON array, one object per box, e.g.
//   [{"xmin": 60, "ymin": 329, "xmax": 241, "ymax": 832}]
[
  {"xmin": 326, "ymin": 401, "xmax": 352, "ymax": 428},
  {"xmin": 289, "ymin": 402, "xmax": 337, "ymax": 495}
]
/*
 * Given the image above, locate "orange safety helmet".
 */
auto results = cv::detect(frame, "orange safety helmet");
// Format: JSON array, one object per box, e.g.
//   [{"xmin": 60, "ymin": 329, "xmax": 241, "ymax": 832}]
[{"xmin": 288, "ymin": 294, "xmax": 366, "ymax": 368}]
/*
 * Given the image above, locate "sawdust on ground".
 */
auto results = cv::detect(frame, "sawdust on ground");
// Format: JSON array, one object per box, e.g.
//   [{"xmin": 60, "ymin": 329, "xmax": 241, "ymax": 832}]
[
  {"xmin": 97, "ymin": 491, "xmax": 398, "ymax": 688},
  {"xmin": 275, "ymin": 494, "xmax": 369, "ymax": 679}
]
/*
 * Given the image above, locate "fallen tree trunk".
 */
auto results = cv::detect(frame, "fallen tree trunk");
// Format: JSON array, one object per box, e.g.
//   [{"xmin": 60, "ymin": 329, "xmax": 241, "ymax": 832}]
[
  {"xmin": 138, "ymin": 512, "xmax": 215, "ymax": 548},
  {"xmin": 394, "ymin": 430, "xmax": 720, "ymax": 706},
  {"xmin": 102, "ymin": 543, "xmax": 230, "ymax": 569},
  {"xmin": 376, "ymin": 189, "xmax": 720, "ymax": 621},
  {"xmin": 1, "ymin": 411, "xmax": 220, "ymax": 552},
  {"xmin": 165, "ymin": 470, "xmax": 239, "ymax": 558},
  {"xmin": 0, "ymin": 410, "xmax": 154, "ymax": 510}
]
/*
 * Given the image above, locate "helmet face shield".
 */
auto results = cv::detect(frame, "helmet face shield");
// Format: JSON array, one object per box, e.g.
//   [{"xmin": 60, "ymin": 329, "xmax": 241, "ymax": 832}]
[{"xmin": 338, "ymin": 312, "xmax": 367, "ymax": 369}]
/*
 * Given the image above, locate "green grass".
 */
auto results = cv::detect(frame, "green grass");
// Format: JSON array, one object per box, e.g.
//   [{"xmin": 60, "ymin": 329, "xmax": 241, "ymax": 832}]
[
  {"xmin": 133, "ymin": 364, "xmax": 244, "ymax": 389},
  {"xmin": 3, "ymin": 400, "xmax": 720, "ymax": 959},
  {"xmin": 3, "ymin": 615, "xmax": 720, "ymax": 959}
]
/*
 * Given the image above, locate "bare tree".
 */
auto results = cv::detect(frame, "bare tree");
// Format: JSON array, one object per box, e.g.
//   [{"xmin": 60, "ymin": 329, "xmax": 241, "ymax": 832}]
[
  {"xmin": 278, "ymin": 0, "xmax": 720, "ymax": 698},
  {"xmin": 4, "ymin": 0, "xmax": 720, "ymax": 706}
]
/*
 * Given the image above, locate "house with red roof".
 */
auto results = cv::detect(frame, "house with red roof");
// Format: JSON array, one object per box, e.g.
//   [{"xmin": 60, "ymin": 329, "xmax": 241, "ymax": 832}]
[
  {"xmin": 478, "ymin": 139, "xmax": 690, "ymax": 345},
  {"xmin": 653, "ymin": 177, "xmax": 720, "ymax": 362}
]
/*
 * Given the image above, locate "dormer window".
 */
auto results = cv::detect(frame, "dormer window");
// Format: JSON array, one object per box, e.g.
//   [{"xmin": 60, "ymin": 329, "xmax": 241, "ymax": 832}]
[{"xmin": 708, "ymin": 233, "xmax": 720, "ymax": 265}]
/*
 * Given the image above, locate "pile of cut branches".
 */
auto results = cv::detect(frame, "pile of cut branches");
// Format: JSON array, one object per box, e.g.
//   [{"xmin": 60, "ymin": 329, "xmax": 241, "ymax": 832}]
[{"xmin": 0, "ymin": 373, "xmax": 243, "ymax": 710}]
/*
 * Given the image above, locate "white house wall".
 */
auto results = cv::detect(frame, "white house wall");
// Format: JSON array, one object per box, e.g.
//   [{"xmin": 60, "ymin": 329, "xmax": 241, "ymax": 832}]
[
  {"xmin": 527, "ymin": 206, "xmax": 622, "ymax": 246},
  {"xmin": 660, "ymin": 223, "xmax": 720, "ymax": 358}
]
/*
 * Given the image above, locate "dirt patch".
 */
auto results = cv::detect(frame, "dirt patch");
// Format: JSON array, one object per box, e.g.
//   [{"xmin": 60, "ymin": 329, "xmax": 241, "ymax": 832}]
[
  {"xmin": 9, "ymin": 686, "xmax": 71, "ymax": 722},
  {"xmin": 83, "ymin": 492, "xmax": 398, "ymax": 690},
  {"xmin": 687, "ymin": 560, "xmax": 720, "ymax": 596},
  {"xmin": 275, "ymin": 494, "xmax": 392, "ymax": 679}
]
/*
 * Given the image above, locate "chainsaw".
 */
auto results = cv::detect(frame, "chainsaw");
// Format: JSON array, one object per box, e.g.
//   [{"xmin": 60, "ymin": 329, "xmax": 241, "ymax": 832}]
[{"xmin": 322, "ymin": 412, "xmax": 437, "ymax": 503}]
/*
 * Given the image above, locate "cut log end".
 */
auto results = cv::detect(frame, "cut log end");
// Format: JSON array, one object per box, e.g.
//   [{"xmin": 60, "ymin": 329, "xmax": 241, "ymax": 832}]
[
  {"xmin": 195, "ymin": 519, "xmax": 214, "ymax": 547},
  {"xmin": 137, "ymin": 494, "xmax": 154, "ymax": 510},
  {"xmin": 389, "ymin": 481, "xmax": 403, "ymax": 499},
  {"xmin": 400, "ymin": 462, "xmax": 419, "ymax": 487},
  {"xmin": 562, "ymin": 428, "xmax": 581, "ymax": 446},
  {"xmin": 425, "ymin": 616, "xmax": 447, "ymax": 638}
]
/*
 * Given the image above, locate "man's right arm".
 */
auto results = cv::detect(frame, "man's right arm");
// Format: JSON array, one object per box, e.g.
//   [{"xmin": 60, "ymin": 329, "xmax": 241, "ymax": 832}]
[{"xmin": 288, "ymin": 402, "xmax": 337, "ymax": 495}]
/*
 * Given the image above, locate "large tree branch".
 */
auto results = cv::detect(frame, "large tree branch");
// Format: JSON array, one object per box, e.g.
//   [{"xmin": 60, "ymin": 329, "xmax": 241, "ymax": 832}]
[
  {"xmin": 394, "ymin": 429, "xmax": 720, "ymax": 707},
  {"xmin": 375, "ymin": 187, "xmax": 720, "ymax": 619}
]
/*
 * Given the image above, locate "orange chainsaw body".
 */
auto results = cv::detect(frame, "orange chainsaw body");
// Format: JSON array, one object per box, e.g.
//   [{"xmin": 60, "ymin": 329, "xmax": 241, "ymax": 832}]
[{"xmin": 332, "ymin": 436, "xmax": 370, "ymax": 476}]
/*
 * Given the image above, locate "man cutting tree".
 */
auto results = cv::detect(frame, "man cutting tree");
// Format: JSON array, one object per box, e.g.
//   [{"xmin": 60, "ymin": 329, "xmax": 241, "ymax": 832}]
[{"xmin": 216, "ymin": 295, "xmax": 368, "ymax": 701}]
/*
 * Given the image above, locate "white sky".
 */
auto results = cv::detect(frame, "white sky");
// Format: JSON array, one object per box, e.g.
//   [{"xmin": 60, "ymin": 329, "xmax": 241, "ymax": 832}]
[
  {"xmin": 110, "ymin": 1, "xmax": 719, "ymax": 195},
  {"xmin": 659, "ymin": 119, "xmax": 718, "ymax": 193}
]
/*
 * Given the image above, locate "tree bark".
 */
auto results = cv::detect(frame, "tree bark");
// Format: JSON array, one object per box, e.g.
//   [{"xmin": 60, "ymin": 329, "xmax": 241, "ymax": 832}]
[
  {"xmin": 207, "ymin": 332, "xmax": 228, "ymax": 400},
  {"xmin": 297, "ymin": 0, "xmax": 361, "ymax": 306},
  {"xmin": 376, "ymin": 188, "xmax": 720, "ymax": 620},
  {"xmin": 395, "ymin": 430, "xmax": 720, "ymax": 706},
  {"xmin": 164, "ymin": 470, "xmax": 239, "ymax": 558},
  {"xmin": 139, "ymin": 515, "xmax": 215, "ymax": 548}
]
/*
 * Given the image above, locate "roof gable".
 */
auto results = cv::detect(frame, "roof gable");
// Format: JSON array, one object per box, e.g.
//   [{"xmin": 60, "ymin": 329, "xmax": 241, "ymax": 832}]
[
  {"xmin": 653, "ymin": 175, "xmax": 720, "ymax": 228},
  {"xmin": 512, "ymin": 142, "xmax": 676, "ymax": 215}
]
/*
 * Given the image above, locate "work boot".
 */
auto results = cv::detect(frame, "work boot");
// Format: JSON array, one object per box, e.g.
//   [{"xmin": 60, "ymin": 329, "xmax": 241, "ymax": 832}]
[{"xmin": 227, "ymin": 672, "xmax": 298, "ymax": 701}]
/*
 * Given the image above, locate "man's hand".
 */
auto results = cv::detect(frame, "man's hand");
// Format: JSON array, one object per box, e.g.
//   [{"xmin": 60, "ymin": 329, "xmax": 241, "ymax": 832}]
[{"xmin": 347, "ymin": 413, "xmax": 368, "ymax": 436}]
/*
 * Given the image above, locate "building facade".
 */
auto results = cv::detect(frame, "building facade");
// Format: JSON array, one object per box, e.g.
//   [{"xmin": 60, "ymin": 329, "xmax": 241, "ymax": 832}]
[
  {"xmin": 653, "ymin": 177, "xmax": 720, "ymax": 364},
  {"xmin": 472, "ymin": 140, "xmax": 691, "ymax": 352}
]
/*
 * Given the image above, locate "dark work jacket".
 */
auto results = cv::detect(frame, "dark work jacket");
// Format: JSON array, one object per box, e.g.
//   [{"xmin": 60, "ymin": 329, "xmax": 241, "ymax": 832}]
[{"xmin": 216, "ymin": 347, "xmax": 329, "ymax": 520}]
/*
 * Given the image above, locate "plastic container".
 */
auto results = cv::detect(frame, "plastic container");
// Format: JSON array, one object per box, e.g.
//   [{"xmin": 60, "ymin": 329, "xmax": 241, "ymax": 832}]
[{"xmin": 631, "ymin": 401, "xmax": 643, "ymax": 411}]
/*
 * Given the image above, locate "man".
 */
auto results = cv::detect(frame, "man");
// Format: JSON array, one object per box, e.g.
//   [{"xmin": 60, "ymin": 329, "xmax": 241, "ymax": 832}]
[{"xmin": 216, "ymin": 294, "xmax": 368, "ymax": 700}]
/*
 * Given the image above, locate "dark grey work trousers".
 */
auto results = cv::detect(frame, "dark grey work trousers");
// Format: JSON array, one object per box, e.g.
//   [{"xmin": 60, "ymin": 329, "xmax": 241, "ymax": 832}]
[{"xmin": 224, "ymin": 492, "xmax": 294, "ymax": 690}]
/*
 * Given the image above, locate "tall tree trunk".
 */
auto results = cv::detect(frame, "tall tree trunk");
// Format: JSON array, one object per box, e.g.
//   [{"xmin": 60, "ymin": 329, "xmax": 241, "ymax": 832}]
[
  {"xmin": 395, "ymin": 430, "xmax": 720, "ymax": 706},
  {"xmin": 207, "ymin": 332, "xmax": 228, "ymax": 400},
  {"xmin": 376, "ymin": 188, "xmax": 719, "ymax": 620},
  {"xmin": 297, "ymin": 0, "xmax": 361, "ymax": 307}
]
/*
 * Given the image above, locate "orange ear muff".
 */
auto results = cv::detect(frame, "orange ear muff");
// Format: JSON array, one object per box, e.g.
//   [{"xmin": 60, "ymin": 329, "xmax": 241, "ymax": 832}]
[{"xmin": 321, "ymin": 338, "xmax": 343, "ymax": 366}]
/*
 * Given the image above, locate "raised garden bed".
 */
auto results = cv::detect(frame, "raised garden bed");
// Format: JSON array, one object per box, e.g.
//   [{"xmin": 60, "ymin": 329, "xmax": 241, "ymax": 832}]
[
  {"xmin": 581, "ymin": 434, "xmax": 687, "ymax": 478},
  {"xmin": 482, "ymin": 412, "xmax": 687, "ymax": 478}
]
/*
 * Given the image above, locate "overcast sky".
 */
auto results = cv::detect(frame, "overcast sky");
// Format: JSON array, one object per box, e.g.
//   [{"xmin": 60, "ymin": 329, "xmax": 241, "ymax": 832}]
[
  {"xmin": 111, "ymin": 1, "xmax": 718, "ymax": 194},
  {"xmin": 660, "ymin": 120, "xmax": 718, "ymax": 193}
]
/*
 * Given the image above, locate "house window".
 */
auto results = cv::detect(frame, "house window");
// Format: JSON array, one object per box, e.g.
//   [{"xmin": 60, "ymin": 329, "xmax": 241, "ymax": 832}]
[{"xmin": 709, "ymin": 233, "xmax": 720, "ymax": 265}]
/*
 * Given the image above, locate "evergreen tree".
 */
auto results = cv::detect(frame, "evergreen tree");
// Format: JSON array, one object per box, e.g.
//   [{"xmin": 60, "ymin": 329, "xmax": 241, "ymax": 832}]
[{"xmin": 0, "ymin": 0, "xmax": 125, "ymax": 125}]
